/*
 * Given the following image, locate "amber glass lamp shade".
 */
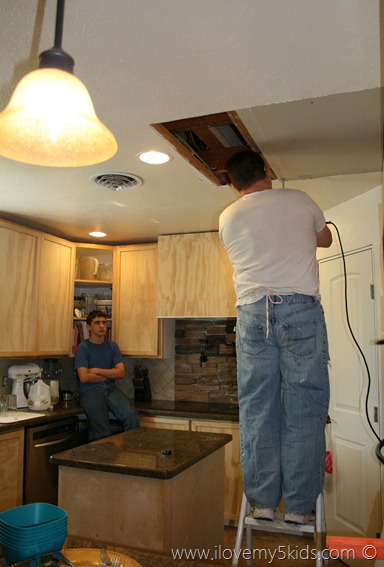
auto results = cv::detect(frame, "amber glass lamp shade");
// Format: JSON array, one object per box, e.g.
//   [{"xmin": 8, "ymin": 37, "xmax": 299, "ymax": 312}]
[{"xmin": 0, "ymin": 67, "xmax": 117, "ymax": 167}]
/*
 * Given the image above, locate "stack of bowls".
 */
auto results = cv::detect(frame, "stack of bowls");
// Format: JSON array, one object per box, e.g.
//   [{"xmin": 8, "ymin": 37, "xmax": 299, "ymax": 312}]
[{"xmin": 0, "ymin": 502, "xmax": 67, "ymax": 565}]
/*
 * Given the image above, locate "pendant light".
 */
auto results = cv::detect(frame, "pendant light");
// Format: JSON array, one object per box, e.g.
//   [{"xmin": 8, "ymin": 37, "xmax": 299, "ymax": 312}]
[{"xmin": 0, "ymin": 0, "xmax": 117, "ymax": 167}]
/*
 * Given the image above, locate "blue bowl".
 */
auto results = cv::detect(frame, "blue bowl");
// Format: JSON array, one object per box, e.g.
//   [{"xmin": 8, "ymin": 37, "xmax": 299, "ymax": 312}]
[
  {"xmin": 0, "ymin": 503, "xmax": 67, "ymax": 531},
  {"xmin": 0, "ymin": 503, "xmax": 67, "ymax": 564},
  {"xmin": 0, "ymin": 523, "xmax": 67, "ymax": 544},
  {"xmin": 0, "ymin": 532, "xmax": 66, "ymax": 565}
]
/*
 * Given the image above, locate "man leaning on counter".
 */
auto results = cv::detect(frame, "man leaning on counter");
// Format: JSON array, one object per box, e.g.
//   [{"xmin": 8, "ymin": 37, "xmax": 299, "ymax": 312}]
[{"xmin": 74, "ymin": 309, "xmax": 138, "ymax": 440}]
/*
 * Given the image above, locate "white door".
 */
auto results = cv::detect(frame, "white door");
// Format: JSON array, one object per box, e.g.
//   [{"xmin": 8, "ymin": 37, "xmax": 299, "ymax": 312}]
[{"xmin": 319, "ymin": 248, "xmax": 381, "ymax": 544}]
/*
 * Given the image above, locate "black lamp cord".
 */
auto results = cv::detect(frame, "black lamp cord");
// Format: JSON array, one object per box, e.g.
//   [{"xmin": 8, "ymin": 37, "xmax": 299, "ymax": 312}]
[
  {"xmin": 54, "ymin": 0, "xmax": 65, "ymax": 49},
  {"xmin": 325, "ymin": 221, "xmax": 383, "ymax": 463},
  {"xmin": 38, "ymin": 0, "xmax": 75, "ymax": 73}
]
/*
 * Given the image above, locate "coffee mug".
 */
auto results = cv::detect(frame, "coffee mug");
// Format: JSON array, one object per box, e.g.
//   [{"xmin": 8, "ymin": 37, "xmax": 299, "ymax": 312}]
[{"xmin": 79, "ymin": 257, "xmax": 99, "ymax": 280}]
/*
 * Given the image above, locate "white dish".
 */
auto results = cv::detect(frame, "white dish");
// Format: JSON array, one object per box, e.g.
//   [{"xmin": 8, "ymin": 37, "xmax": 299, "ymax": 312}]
[{"xmin": 74, "ymin": 308, "xmax": 82, "ymax": 318}]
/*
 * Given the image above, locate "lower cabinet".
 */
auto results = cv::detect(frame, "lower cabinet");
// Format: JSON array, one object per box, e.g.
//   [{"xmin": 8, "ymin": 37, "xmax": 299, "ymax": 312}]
[
  {"xmin": 191, "ymin": 420, "xmax": 242, "ymax": 522},
  {"xmin": 140, "ymin": 416, "xmax": 242, "ymax": 521},
  {"xmin": 139, "ymin": 416, "xmax": 190, "ymax": 430},
  {"xmin": 0, "ymin": 429, "xmax": 24, "ymax": 511}
]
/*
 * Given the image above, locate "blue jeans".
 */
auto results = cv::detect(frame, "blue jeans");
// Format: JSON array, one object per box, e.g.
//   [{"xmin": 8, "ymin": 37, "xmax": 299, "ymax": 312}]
[
  {"xmin": 80, "ymin": 384, "xmax": 139, "ymax": 440},
  {"xmin": 236, "ymin": 294, "xmax": 330, "ymax": 516}
]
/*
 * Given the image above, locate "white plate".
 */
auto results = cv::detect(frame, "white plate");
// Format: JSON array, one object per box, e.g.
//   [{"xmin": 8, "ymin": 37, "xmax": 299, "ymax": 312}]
[{"xmin": 74, "ymin": 308, "xmax": 82, "ymax": 318}]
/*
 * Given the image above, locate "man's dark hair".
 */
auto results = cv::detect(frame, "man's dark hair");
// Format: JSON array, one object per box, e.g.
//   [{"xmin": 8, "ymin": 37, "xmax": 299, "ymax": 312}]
[
  {"xmin": 226, "ymin": 150, "xmax": 267, "ymax": 190},
  {"xmin": 86, "ymin": 309, "xmax": 107, "ymax": 325}
]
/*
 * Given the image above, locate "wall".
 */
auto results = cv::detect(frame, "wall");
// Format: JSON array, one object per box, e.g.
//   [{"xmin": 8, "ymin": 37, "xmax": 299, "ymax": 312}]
[{"xmin": 174, "ymin": 319, "xmax": 238, "ymax": 404}]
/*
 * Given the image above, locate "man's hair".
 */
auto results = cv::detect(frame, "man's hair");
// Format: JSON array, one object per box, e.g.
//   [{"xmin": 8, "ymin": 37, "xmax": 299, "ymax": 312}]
[
  {"xmin": 86, "ymin": 309, "xmax": 107, "ymax": 325},
  {"xmin": 226, "ymin": 150, "xmax": 267, "ymax": 190}
]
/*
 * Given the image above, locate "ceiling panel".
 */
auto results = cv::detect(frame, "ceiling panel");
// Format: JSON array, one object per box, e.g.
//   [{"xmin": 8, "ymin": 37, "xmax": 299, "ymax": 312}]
[{"xmin": 237, "ymin": 89, "xmax": 382, "ymax": 181}]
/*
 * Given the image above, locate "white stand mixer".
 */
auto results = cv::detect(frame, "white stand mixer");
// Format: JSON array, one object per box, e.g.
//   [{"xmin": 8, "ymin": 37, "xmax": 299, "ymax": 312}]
[{"xmin": 8, "ymin": 364, "xmax": 42, "ymax": 408}]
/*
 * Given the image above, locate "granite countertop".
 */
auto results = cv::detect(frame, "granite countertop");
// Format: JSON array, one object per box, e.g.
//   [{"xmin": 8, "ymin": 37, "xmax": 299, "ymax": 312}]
[
  {"xmin": 0, "ymin": 400, "xmax": 83, "ymax": 433},
  {"xmin": 0, "ymin": 399, "xmax": 239, "ymax": 436},
  {"xmin": 50, "ymin": 426, "xmax": 232, "ymax": 479},
  {"xmin": 135, "ymin": 400, "xmax": 239, "ymax": 422}
]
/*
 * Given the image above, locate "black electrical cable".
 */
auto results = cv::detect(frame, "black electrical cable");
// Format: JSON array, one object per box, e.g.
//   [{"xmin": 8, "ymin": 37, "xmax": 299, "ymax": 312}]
[{"xmin": 325, "ymin": 221, "xmax": 382, "ymax": 460}]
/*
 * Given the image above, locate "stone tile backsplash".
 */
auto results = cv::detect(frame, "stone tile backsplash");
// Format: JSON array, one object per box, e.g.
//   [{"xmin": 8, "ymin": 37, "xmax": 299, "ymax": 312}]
[{"xmin": 174, "ymin": 319, "xmax": 238, "ymax": 405}]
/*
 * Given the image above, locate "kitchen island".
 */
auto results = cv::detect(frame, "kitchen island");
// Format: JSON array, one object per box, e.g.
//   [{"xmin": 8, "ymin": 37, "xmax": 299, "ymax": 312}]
[{"xmin": 51, "ymin": 427, "xmax": 231, "ymax": 554}]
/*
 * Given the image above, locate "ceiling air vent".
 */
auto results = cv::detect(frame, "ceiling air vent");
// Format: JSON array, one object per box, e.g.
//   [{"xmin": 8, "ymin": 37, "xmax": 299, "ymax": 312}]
[
  {"xmin": 152, "ymin": 111, "xmax": 275, "ymax": 186},
  {"xmin": 91, "ymin": 172, "xmax": 142, "ymax": 191}
]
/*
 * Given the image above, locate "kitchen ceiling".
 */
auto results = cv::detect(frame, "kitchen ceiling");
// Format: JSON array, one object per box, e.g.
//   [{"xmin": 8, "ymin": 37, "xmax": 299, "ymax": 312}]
[{"xmin": 0, "ymin": 0, "xmax": 382, "ymax": 244}]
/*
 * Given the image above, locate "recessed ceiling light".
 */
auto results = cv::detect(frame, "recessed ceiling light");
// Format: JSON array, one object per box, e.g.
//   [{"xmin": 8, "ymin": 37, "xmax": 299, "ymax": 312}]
[
  {"xmin": 138, "ymin": 151, "xmax": 170, "ymax": 164},
  {"xmin": 89, "ymin": 231, "xmax": 107, "ymax": 238}
]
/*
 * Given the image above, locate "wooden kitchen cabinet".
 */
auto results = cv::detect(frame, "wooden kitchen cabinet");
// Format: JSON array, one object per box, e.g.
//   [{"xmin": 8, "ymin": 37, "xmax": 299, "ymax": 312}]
[
  {"xmin": 37, "ymin": 233, "xmax": 75, "ymax": 356},
  {"xmin": 140, "ymin": 416, "xmax": 190, "ymax": 430},
  {"xmin": 0, "ymin": 429, "xmax": 24, "ymax": 511},
  {"xmin": 113, "ymin": 244, "xmax": 163, "ymax": 357},
  {"xmin": 0, "ymin": 220, "xmax": 40, "ymax": 356},
  {"xmin": 191, "ymin": 419, "xmax": 242, "ymax": 522},
  {"xmin": 157, "ymin": 232, "xmax": 236, "ymax": 318},
  {"xmin": 0, "ymin": 220, "xmax": 75, "ymax": 357}
]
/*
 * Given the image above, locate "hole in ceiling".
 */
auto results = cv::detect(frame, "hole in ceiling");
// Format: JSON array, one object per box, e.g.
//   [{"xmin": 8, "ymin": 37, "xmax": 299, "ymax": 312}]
[
  {"xmin": 90, "ymin": 172, "xmax": 142, "ymax": 191},
  {"xmin": 152, "ymin": 111, "xmax": 276, "ymax": 186}
]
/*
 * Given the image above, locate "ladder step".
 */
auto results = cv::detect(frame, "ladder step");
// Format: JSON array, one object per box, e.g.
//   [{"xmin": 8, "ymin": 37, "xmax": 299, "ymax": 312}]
[{"xmin": 244, "ymin": 511, "xmax": 315, "ymax": 536}]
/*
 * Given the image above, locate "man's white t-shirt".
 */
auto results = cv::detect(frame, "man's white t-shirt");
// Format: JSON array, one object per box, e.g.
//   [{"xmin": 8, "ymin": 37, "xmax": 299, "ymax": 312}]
[{"xmin": 219, "ymin": 188, "xmax": 326, "ymax": 306}]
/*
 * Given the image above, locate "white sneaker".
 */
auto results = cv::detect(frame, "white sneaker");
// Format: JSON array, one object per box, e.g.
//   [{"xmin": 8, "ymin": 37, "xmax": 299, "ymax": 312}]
[
  {"xmin": 283, "ymin": 511, "xmax": 315, "ymax": 525},
  {"xmin": 252, "ymin": 507, "xmax": 275, "ymax": 521}
]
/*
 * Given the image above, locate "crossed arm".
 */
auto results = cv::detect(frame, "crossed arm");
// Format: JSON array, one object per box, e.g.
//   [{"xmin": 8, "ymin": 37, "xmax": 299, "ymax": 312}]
[{"xmin": 77, "ymin": 362, "xmax": 125, "ymax": 384}]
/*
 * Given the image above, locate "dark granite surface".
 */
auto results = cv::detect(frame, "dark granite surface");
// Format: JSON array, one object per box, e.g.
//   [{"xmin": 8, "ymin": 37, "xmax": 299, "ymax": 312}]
[
  {"xmin": 135, "ymin": 400, "xmax": 239, "ymax": 422},
  {"xmin": 0, "ymin": 400, "xmax": 83, "ymax": 433},
  {"xmin": 50, "ymin": 426, "xmax": 232, "ymax": 479},
  {"xmin": 0, "ymin": 399, "xmax": 238, "ymax": 436}
]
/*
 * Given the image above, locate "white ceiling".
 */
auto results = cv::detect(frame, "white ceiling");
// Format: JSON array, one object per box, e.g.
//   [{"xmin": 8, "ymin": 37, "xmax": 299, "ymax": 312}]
[{"xmin": 0, "ymin": 0, "xmax": 382, "ymax": 244}]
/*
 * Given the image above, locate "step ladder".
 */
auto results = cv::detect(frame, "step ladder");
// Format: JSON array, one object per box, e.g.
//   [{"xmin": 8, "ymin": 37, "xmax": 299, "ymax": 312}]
[{"xmin": 232, "ymin": 492, "xmax": 327, "ymax": 566}]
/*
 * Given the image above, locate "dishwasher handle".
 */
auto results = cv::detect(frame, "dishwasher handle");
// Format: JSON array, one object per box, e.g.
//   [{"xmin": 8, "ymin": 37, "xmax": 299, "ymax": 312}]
[{"xmin": 34, "ymin": 434, "xmax": 75, "ymax": 449}]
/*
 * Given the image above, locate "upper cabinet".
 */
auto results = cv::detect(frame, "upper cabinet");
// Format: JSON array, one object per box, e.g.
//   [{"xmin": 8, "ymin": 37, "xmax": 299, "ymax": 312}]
[
  {"xmin": 0, "ymin": 220, "xmax": 40, "ymax": 356},
  {"xmin": 37, "ymin": 233, "xmax": 75, "ymax": 356},
  {"xmin": 157, "ymin": 232, "xmax": 236, "ymax": 318},
  {"xmin": 113, "ymin": 244, "xmax": 163, "ymax": 357},
  {"xmin": 0, "ymin": 220, "xmax": 75, "ymax": 357}
]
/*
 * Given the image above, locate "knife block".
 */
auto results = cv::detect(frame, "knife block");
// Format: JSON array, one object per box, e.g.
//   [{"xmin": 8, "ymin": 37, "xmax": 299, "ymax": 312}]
[{"xmin": 132, "ymin": 374, "xmax": 152, "ymax": 402}]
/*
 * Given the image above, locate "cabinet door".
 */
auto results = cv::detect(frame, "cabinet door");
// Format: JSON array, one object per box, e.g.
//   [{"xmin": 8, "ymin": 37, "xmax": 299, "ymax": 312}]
[
  {"xmin": 37, "ymin": 233, "xmax": 75, "ymax": 355},
  {"xmin": 191, "ymin": 419, "xmax": 242, "ymax": 521},
  {"xmin": 140, "ymin": 416, "xmax": 190, "ymax": 430},
  {"xmin": 0, "ymin": 429, "xmax": 24, "ymax": 511},
  {"xmin": 114, "ymin": 244, "xmax": 162, "ymax": 357},
  {"xmin": 157, "ymin": 232, "xmax": 236, "ymax": 317},
  {"xmin": 0, "ymin": 220, "xmax": 40, "ymax": 355}
]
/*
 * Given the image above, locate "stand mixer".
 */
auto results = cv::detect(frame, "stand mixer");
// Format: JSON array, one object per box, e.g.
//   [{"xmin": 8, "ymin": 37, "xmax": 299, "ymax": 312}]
[{"xmin": 8, "ymin": 364, "xmax": 42, "ymax": 408}]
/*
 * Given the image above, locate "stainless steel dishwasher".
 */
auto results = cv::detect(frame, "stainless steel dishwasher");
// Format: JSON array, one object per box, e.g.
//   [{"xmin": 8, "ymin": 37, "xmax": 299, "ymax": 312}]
[{"xmin": 24, "ymin": 417, "xmax": 78, "ymax": 505}]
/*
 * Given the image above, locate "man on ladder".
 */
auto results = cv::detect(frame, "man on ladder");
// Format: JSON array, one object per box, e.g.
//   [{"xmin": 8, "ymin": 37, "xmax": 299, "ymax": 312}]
[{"xmin": 219, "ymin": 150, "xmax": 332, "ymax": 526}]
